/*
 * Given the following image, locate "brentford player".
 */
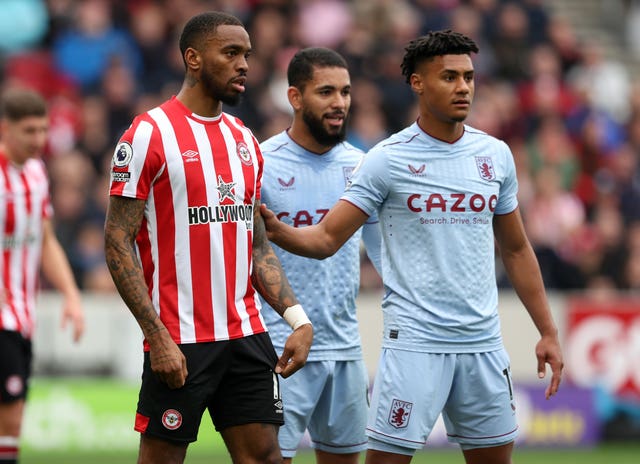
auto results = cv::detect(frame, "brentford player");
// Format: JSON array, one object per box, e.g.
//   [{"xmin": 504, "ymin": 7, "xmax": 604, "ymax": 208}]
[
  {"xmin": 0, "ymin": 88, "xmax": 84, "ymax": 464},
  {"xmin": 104, "ymin": 11, "xmax": 312, "ymax": 464}
]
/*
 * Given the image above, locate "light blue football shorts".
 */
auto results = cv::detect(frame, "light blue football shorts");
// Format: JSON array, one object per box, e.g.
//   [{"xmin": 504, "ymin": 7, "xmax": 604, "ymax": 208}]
[
  {"xmin": 366, "ymin": 347, "xmax": 518, "ymax": 455},
  {"xmin": 278, "ymin": 359, "xmax": 369, "ymax": 458}
]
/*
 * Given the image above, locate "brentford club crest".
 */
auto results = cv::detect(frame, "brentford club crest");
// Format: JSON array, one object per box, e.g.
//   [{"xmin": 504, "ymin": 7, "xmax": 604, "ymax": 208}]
[
  {"xmin": 162, "ymin": 409, "xmax": 183, "ymax": 430},
  {"xmin": 388, "ymin": 398, "xmax": 412, "ymax": 429},
  {"xmin": 6, "ymin": 375, "xmax": 24, "ymax": 396},
  {"xmin": 236, "ymin": 141, "xmax": 253, "ymax": 166},
  {"xmin": 475, "ymin": 156, "xmax": 495, "ymax": 181}
]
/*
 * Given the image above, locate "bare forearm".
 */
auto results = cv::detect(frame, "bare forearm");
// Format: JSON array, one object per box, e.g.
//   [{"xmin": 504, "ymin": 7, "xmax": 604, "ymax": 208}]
[
  {"xmin": 41, "ymin": 236, "xmax": 80, "ymax": 300},
  {"xmin": 41, "ymin": 221, "xmax": 84, "ymax": 341},
  {"xmin": 252, "ymin": 210, "xmax": 299, "ymax": 314},
  {"xmin": 271, "ymin": 222, "xmax": 336, "ymax": 259},
  {"xmin": 260, "ymin": 203, "xmax": 347, "ymax": 259},
  {"xmin": 104, "ymin": 234, "xmax": 164, "ymax": 336},
  {"xmin": 104, "ymin": 197, "xmax": 165, "ymax": 338},
  {"xmin": 503, "ymin": 246, "xmax": 557, "ymax": 336},
  {"xmin": 495, "ymin": 210, "xmax": 558, "ymax": 337},
  {"xmin": 252, "ymin": 250, "xmax": 299, "ymax": 315}
]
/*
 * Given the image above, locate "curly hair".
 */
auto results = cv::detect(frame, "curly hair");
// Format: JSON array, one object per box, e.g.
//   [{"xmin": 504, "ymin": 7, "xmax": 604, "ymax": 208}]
[{"xmin": 401, "ymin": 30, "xmax": 479, "ymax": 83}]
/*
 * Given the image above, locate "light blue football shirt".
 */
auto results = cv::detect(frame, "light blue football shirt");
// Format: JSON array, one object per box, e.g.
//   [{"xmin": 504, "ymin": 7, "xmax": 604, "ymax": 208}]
[
  {"xmin": 260, "ymin": 131, "xmax": 380, "ymax": 361},
  {"xmin": 342, "ymin": 122, "xmax": 519, "ymax": 353}
]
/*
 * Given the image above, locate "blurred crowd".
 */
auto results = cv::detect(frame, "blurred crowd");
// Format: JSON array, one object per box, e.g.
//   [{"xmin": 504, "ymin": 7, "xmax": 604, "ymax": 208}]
[{"xmin": 1, "ymin": 0, "xmax": 640, "ymax": 295}]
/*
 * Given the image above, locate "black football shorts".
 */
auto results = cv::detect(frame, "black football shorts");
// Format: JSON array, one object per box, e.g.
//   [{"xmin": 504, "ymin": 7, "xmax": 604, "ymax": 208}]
[
  {"xmin": 134, "ymin": 332, "xmax": 283, "ymax": 443},
  {"xmin": 0, "ymin": 330, "xmax": 32, "ymax": 403}
]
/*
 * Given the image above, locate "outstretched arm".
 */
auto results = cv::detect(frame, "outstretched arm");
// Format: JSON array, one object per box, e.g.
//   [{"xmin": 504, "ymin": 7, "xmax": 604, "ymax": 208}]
[
  {"xmin": 104, "ymin": 195, "xmax": 187, "ymax": 389},
  {"xmin": 40, "ymin": 218, "xmax": 84, "ymax": 342},
  {"xmin": 494, "ymin": 207, "xmax": 563, "ymax": 400},
  {"xmin": 252, "ymin": 199, "xmax": 312, "ymax": 378},
  {"xmin": 260, "ymin": 199, "xmax": 369, "ymax": 259}
]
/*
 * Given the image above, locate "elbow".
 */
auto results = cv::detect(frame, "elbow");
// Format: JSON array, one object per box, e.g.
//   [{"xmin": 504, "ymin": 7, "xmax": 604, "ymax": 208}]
[{"xmin": 312, "ymin": 239, "xmax": 340, "ymax": 260}]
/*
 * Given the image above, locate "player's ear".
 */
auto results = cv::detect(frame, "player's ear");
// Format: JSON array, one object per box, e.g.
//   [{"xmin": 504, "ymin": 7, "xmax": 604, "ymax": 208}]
[
  {"xmin": 184, "ymin": 47, "xmax": 202, "ymax": 72},
  {"xmin": 287, "ymin": 86, "xmax": 303, "ymax": 111},
  {"xmin": 410, "ymin": 73, "xmax": 424, "ymax": 95}
]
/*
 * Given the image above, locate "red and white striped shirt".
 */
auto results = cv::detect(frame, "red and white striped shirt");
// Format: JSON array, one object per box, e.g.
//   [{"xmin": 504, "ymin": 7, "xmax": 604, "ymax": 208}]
[
  {"xmin": 0, "ymin": 152, "xmax": 52, "ymax": 338},
  {"xmin": 110, "ymin": 96, "xmax": 267, "ymax": 345}
]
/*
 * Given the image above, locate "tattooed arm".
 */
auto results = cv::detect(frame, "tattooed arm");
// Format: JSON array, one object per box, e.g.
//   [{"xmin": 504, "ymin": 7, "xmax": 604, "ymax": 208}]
[
  {"xmin": 252, "ymin": 199, "xmax": 313, "ymax": 378},
  {"xmin": 104, "ymin": 195, "xmax": 187, "ymax": 389}
]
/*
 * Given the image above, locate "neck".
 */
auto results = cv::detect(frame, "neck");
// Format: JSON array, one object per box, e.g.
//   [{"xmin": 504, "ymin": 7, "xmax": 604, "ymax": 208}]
[
  {"xmin": 0, "ymin": 143, "xmax": 19, "ymax": 164},
  {"xmin": 287, "ymin": 119, "xmax": 333, "ymax": 155},
  {"xmin": 417, "ymin": 116, "xmax": 464, "ymax": 143},
  {"xmin": 176, "ymin": 85, "xmax": 222, "ymax": 118}
]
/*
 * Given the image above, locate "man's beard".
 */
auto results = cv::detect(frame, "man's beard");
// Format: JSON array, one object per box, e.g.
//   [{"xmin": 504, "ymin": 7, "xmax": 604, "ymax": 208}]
[
  {"xmin": 201, "ymin": 73, "xmax": 243, "ymax": 106},
  {"xmin": 302, "ymin": 108, "xmax": 347, "ymax": 147},
  {"xmin": 220, "ymin": 91, "xmax": 242, "ymax": 106}
]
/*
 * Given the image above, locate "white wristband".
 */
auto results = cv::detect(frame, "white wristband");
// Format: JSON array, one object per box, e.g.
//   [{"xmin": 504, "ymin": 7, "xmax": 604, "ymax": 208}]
[{"xmin": 282, "ymin": 304, "xmax": 311, "ymax": 330}]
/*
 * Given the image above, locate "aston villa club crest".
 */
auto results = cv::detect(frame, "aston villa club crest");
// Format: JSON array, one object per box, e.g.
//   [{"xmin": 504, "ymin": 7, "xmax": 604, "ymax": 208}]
[
  {"xmin": 236, "ymin": 141, "xmax": 253, "ymax": 166},
  {"xmin": 475, "ymin": 156, "xmax": 495, "ymax": 181},
  {"xmin": 161, "ymin": 409, "xmax": 183, "ymax": 430},
  {"xmin": 388, "ymin": 398, "xmax": 412, "ymax": 428},
  {"xmin": 343, "ymin": 166, "xmax": 355, "ymax": 187}
]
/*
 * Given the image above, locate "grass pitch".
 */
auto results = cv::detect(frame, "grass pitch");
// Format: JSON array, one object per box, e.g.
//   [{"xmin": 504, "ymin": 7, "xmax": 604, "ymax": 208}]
[
  {"xmin": 21, "ymin": 377, "xmax": 640, "ymax": 463},
  {"xmin": 20, "ymin": 443, "xmax": 640, "ymax": 463}
]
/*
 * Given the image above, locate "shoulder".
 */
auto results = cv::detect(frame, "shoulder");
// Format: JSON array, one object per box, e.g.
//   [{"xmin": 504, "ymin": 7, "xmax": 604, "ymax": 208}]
[
  {"xmin": 25, "ymin": 157, "xmax": 47, "ymax": 171},
  {"xmin": 366, "ymin": 125, "xmax": 421, "ymax": 158},
  {"xmin": 463, "ymin": 125, "xmax": 511, "ymax": 153},
  {"xmin": 220, "ymin": 111, "xmax": 247, "ymax": 130},
  {"xmin": 24, "ymin": 158, "xmax": 49, "ymax": 182},
  {"xmin": 222, "ymin": 111, "xmax": 245, "ymax": 126},
  {"xmin": 380, "ymin": 124, "xmax": 423, "ymax": 148},
  {"xmin": 463, "ymin": 125, "xmax": 504, "ymax": 145},
  {"xmin": 338, "ymin": 140, "xmax": 365, "ymax": 155},
  {"xmin": 123, "ymin": 102, "xmax": 168, "ymax": 137},
  {"xmin": 117, "ymin": 111, "xmax": 158, "ymax": 148},
  {"xmin": 226, "ymin": 113, "xmax": 263, "ymax": 148},
  {"xmin": 259, "ymin": 131, "xmax": 289, "ymax": 154},
  {"xmin": 334, "ymin": 141, "xmax": 365, "ymax": 164}
]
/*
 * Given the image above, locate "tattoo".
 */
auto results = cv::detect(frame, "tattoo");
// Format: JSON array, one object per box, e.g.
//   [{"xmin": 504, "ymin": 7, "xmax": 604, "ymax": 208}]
[
  {"xmin": 251, "ymin": 201, "xmax": 298, "ymax": 315},
  {"xmin": 185, "ymin": 74, "xmax": 198, "ymax": 88},
  {"xmin": 104, "ymin": 196, "xmax": 161, "ymax": 335}
]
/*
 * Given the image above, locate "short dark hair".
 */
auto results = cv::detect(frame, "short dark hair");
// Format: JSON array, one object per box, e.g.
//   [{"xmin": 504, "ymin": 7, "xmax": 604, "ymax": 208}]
[
  {"xmin": 179, "ymin": 11, "xmax": 244, "ymax": 63},
  {"xmin": 401, "ymin": 30, "xmax": 479, "ymax": 83},
  {"xmin": 0, "ymin": 88, "xmax": 47, "ymax": 121},
  {"xmin": 287, "ymin": 47, "xmax": 348, "ymax": 91}
]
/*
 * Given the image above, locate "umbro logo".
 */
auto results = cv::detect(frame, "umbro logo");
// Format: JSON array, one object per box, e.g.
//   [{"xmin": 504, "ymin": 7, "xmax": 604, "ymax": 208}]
[
  {"xmin": 274, "ymin": 400, "xmax": 283, "ymax": 413},
  {"xmin": 182, "ymin": 149, "xmax": 200, "ymax": 163}
]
